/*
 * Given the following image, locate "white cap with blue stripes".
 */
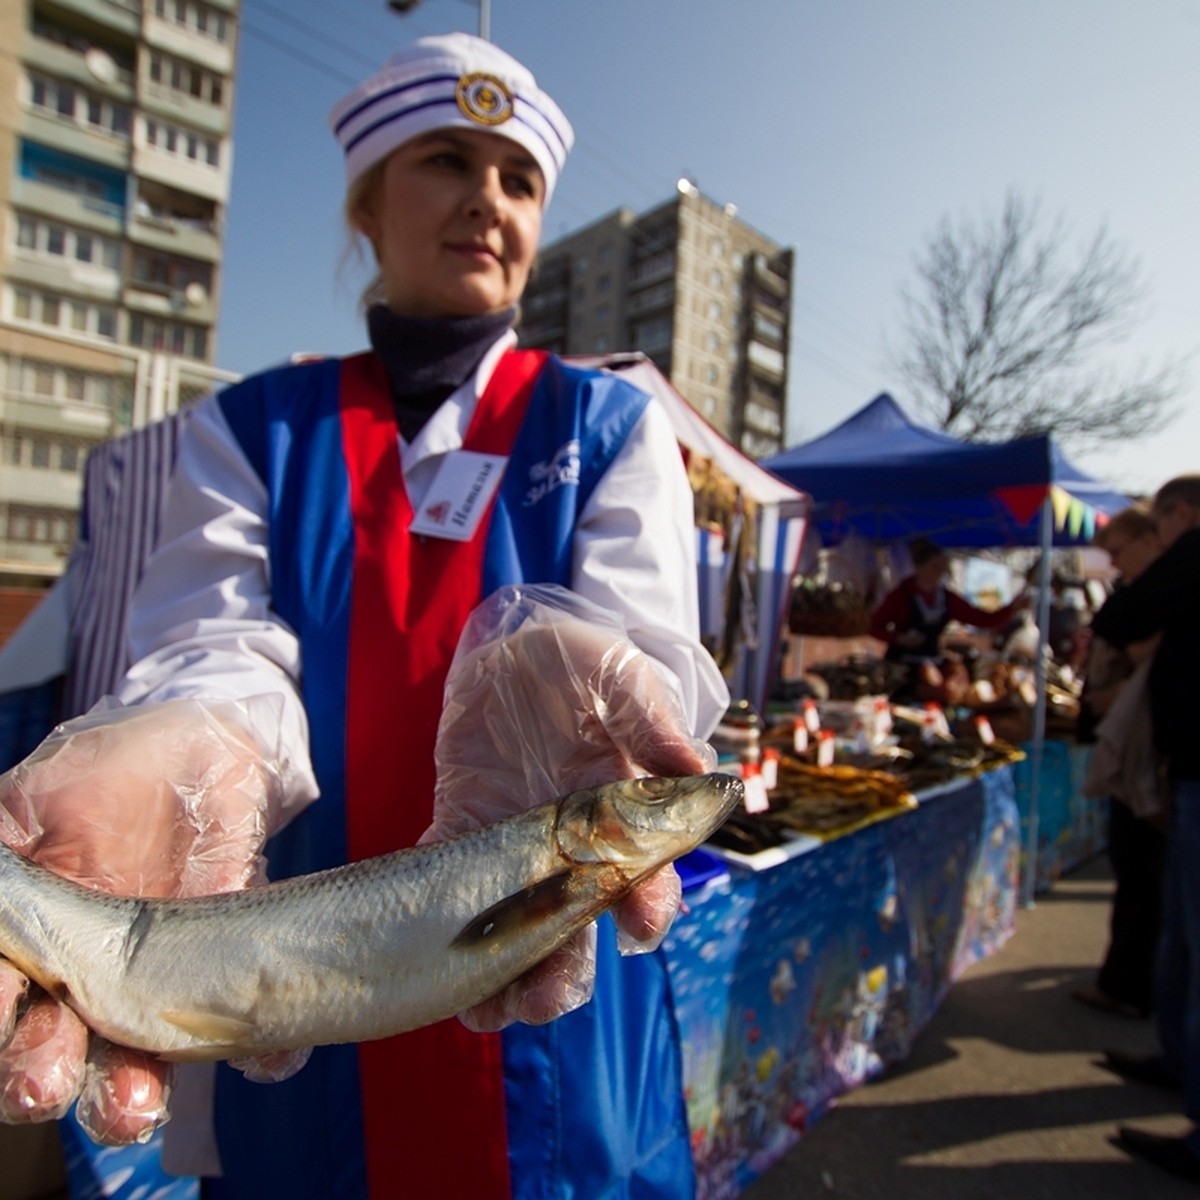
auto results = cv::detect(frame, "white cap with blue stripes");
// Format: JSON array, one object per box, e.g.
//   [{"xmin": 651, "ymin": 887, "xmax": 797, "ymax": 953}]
[{"xmin": 329, "ymin": 33, "xmax": 574, "ymax": 206}]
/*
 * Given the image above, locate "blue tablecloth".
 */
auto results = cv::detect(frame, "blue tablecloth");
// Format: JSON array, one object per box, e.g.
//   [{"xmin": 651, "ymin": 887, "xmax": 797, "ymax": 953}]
[
  {"xmin": 663, "ymin": 764, "xmax": 1020, "ymax": 1200},
  {"xmin": 55, "ymin": 767, "xmax": 1020, "ymax": 1200},
  {"xmin": 1013, "ymin": 739, "xmax": 1107, "ymax": 892}
]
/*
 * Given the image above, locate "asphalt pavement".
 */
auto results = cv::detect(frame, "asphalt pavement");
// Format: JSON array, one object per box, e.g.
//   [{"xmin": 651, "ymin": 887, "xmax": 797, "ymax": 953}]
[{"xmin": 741, "ymin": 853, "xmax": 1193, "ymax": 1200}]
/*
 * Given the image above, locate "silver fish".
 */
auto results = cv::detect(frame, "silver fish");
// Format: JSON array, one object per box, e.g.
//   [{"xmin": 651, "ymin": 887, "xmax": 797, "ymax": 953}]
[{"xmin": 0, "ymin": 773, "xmax": 740, "ymax": 1060}]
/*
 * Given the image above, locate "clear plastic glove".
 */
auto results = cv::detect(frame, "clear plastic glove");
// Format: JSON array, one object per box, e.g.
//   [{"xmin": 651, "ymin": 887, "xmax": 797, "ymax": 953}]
[
  {"xmin": 0, "ymin": 697, "xmax": 301, "ymax": 1146},
  {"xmin": 423, "ymin": 584, "xmax": 715, "ymax": 1032}
]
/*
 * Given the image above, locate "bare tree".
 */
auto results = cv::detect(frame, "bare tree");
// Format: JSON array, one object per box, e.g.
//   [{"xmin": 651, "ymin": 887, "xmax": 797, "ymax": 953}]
[{"xmin": 894, "ymin": 192, "xmax": 1181, "ymax": 446}]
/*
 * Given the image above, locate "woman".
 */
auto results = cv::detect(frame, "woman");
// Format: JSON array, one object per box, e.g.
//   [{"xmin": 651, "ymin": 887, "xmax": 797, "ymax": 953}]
[
  {"xmin": 868, "ymin": 537, "xmax": 1025, "ymax": 701},
  {"xmin": 0, "ymin": 34, "xmax": 728, "ymax": 1199}
]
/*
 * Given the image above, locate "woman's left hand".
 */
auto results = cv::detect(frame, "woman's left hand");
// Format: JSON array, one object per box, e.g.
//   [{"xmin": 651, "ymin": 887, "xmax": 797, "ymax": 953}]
[{"xmin": 423, "ymin": 587, "xmax": 716, "ymax": 1030}]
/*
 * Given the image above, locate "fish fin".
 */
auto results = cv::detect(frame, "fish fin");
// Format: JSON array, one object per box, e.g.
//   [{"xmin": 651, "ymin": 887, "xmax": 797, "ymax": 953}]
[
  {"xmin": 451, "ymin": 870, "xmax": 576, "ymax": 948},
  {"xmin": 161, "ymin": 1009, "xmax": 257, "ymax": 1046}
]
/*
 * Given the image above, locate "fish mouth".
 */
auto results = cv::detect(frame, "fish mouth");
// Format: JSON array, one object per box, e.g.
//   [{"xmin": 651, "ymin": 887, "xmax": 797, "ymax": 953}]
[{"xmin": 554, "ymin": 773, "xmax": 743, "ymax": 867}]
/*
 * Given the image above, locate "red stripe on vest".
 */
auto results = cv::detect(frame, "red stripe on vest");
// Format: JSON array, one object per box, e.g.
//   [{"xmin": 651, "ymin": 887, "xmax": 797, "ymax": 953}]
[{"xmin": 340, "ymin": 347, "xmax": 546, "ymax": 1200}]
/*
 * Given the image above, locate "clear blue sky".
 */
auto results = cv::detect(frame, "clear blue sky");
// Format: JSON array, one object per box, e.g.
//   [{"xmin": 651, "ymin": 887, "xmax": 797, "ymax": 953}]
[{"xmin": 216, "ymin": 0, "xmax": 1200, "ymax": 496}]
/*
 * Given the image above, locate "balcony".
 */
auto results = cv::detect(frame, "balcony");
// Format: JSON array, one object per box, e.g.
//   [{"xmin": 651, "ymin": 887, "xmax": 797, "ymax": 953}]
[
  {"xmin": 19, "ymin": 109, "xmax": 131, "ymax": 174},
  {"xmin": 22, "ymin": 36, "xmax": 136, "ymax": 101},
  {"xmin": 0, "ymin": 463, "xmax": 85, "ymax": 510},
  {"xmin": 746, "ymin": 338, "xmax": 785, "ymax": 381},
  {"xmin": 133, "ymin": 141, "xmax": 230, "ymax": 205},
  {"xmin": 143, "ymin": 15, "xmax": 235, "ymax": 76},
  {"xmin": 10, "ymin": 177, "xmax": 124, "ymax": 236},
  {"xmin": 124, "ymin": 283, "xmax": 216, "ymax": 326},
  {"xmin": 5, "ymin": 253, "xmax": 122, "ymax": 304},
  {"xmin": 43, "ymin": 0, "xmax": 140, "ymax": 38},
  {"xmin": 139, "ymin": 80, "xmax": 229, "ymax": 138}
]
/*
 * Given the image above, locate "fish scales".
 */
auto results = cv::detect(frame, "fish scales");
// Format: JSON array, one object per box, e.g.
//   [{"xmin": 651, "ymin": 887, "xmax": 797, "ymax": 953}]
[{"xmin": 0, "ymin": 773, "xmax": 740, "ymax": 1061}]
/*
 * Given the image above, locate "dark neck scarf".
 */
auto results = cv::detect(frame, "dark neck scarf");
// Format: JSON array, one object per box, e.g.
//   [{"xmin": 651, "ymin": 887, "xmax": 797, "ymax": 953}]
[{"xmin": 366, "ymin": 305, "xmax": 516, "ymax": 443}]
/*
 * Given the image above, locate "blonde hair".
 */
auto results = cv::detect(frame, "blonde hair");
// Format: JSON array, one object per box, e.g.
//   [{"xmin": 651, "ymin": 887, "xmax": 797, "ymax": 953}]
[
  {"xmin": 1094, "ymin": 504, "xmax": 1157, "ymax": 549},
  {"xmin": 342, "ymin": 161, "xmax": 387, "ymax": 313}
]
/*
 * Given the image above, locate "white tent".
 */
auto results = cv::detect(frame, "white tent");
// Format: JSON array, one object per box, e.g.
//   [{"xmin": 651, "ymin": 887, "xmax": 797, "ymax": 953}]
[{"xmin": 574, "ymin": 353, "xmax": 810, "ymax": 710}]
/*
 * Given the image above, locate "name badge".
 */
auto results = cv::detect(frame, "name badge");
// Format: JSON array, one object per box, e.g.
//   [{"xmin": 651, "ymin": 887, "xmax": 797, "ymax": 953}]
[{"xmin": 409, "ymin": 451, "xmax": 508, "ymax": 542}]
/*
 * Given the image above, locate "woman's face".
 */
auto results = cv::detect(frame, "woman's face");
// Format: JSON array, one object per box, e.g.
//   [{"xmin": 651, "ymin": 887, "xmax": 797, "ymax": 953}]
[
  {"xmin": 353, "ymin": 127, "xmax": 545, "ymax": 319},
  {"xmin": 1105, "ymin": 530, "xmax": 1161, "ymax": 581}
]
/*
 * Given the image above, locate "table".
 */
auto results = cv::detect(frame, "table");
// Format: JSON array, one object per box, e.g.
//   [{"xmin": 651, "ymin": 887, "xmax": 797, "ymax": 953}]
[
  {"xmin": 663, "ymin": 764, "xmax": 1020, "ymax": 1200},
  {"xmin": 1012, "ymin": 739, "xmax": 1106, "ymax": 892},
  {"xmin": 54, "ymin": 766, "xmax": 1021, "ymax": 1200}
]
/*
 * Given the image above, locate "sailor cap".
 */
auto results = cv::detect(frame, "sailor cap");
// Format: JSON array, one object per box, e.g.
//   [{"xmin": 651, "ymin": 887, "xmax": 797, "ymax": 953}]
[{"xmin": 330, "ymin": 33, "xmax": 573, "ymax": 205}]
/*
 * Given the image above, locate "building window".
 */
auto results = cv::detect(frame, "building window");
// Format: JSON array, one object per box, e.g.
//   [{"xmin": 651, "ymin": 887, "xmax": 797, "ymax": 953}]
[
  {"xmin": 753, "ymin": 311, "xmax": 785, "ymax": 343},
  {"xmin": 630, "ymin": 250, "xmax": 675, "ymax": 284},
  {"xmin": 745, "ymin": 399, "xmax": 782, "ymax": 436},
  {"xmin": 1, "ymin": 504, "xmax": 78, "ymax": 548},
  {"xmin": 633, "ymin": 315, "xmax": 673, "ymax": 351},
  {"xmin": 12, "ymin": 216, "xmax": 122, "ymax": 271},
  {"xmin": 705, "ymin": 331, "xmax": 721, "ymax": 353},
  {"xmin": 131, "ymin": 248, "xmax": 212, "ymax": 296},
  {"xmin": 710, "ymin": 237, "xmax": 725, "ymax": 257},
  {"xmin": 154, "ymin": 0, "xmax": 231, "ymax": 44},
  {"xmin": 134, "ymin": 179, "xmax": 218, "ymax": 233},
  {"xmin": 19, "ymin": 143, "xmax": 127, "ymax": 217},
  {"xmin": 144, "ymin": 118, "xmax": 221, "ymax": 168},
  {"xmin": 147, "ymin": 51, "xmax": 226, "ymax": 107},
  {"xmin": 708, "ymin": 300, "xmax": 722, "ymax": 321},
  {"xmin": 27, "ymin": 72, "xmax": 132, "ymax": 139},
  {"xmin": 709, "ymin": 268, "xmax": 724, "ymax": 289},
  {"xmin": 128, "ymin": 314, "xmax": 209, "ymax": 360},
  {"xmin": 7, "ymin": 286, "xmax": 117, "ymax": 341},
  {"xmin": 629, "ymin": 281, "xmax": 673, "ymax": 315}
]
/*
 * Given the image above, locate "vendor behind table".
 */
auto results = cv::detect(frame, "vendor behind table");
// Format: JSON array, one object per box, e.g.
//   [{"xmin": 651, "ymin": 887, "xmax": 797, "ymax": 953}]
[{"xmin": 868, "ymin": 536, "xmax": 1028, "ymax": 703}]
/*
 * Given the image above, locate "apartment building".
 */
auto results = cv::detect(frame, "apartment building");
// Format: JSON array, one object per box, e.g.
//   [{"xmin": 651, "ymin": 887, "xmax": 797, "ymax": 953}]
[
  {"xmin": 0, "ymin": 0, "xmax": 239, "ymax": 605},
  {"xmin": 518, "ymin": 182, "xmax": 793, "ymax": 460}
]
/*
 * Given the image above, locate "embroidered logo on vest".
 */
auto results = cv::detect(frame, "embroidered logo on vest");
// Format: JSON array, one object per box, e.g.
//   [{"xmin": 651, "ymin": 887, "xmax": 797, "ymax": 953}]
[{"xmin": 524, "ymin": 439, "xmax": 580, "ymax": 507}]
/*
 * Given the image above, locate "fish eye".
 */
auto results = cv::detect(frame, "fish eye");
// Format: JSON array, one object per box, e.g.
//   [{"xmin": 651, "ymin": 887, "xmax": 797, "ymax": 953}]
[{"xmin": 632, "ymin": 777, "xmax": 678, "ymax": 801}]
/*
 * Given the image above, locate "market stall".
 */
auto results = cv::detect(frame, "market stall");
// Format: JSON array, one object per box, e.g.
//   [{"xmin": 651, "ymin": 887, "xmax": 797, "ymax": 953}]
[
  {"xmin": 761, "ymin": 394, "xmax": 1130, "ymax": 902},
  {"xmin": 666, "ymin": 756, "xmax": 1022, "ymax": 1199},
  {"xmin": 576, "ymin": 353, "xmax": 810, "ymax": 712}
]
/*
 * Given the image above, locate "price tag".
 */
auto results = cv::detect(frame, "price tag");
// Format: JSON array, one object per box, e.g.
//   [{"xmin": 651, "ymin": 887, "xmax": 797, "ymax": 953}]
[
  {"xmin": 802, "ymin": 699, "xmax": 821, "ymax": 734},
  {"xmin": 793, "ymin": 719, "xmax": 809, "ymax": 754},
  {"xmin": 741, "ymin": 763, "xmax": 770, "ymax": 813},
  {"xmin": 922, "ymin": 702, "xmax": 950, "ymax": 742},
  {"xmin": 817, "ymin": 730, "xmax": 835, "ymax": 767},
  {"xmin": 974, "ymin": 715, "xmax": 996, "ymax": 745},
  {"xmin": 761, "ymin": 747, "xmax": 779, "ymax": 790}
]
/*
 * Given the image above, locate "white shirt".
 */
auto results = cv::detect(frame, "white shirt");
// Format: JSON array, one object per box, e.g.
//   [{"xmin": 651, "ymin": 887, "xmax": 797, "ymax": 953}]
[{"xmin": 117, "ymin": 336, "xmax": 730, "ymax": 817}]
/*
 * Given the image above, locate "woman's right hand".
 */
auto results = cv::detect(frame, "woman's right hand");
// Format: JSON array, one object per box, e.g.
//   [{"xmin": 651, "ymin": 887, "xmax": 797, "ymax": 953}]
[{"xmin": 0, "ymin": 699, "xmax": 288, "ymax": 1145}]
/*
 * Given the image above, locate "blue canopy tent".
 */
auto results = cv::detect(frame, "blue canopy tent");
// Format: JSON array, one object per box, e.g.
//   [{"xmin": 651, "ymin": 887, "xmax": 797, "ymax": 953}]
[
  {"xmin": 761, "ymin": 393, "xmax": 1132, "ymax": 905},
  {"xmin": 761, "ymin": 393, "xmax": 1131, "ymax": 549}
]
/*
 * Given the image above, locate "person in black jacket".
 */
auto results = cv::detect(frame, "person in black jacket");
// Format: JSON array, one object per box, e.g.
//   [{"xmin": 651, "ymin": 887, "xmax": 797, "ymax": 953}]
[
  {"xmin": 1072, "ymin": 507, "xmax": 1165, "ymax": 1020},
  {"xmin": 1091, "ymin": 475, "xmax": 1200, "ymax": 1183}
]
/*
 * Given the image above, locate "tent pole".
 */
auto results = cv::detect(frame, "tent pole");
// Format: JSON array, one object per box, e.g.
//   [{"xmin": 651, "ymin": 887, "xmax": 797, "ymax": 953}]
[{"xmin": 1022, "ymin": 495, "xmax": 1054, "ymax": 908}]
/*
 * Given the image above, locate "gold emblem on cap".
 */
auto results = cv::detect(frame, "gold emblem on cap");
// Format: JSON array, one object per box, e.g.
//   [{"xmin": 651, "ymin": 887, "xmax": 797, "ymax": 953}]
[{"xmin": 455, "ymin": 72, "xmax": 514, "ymax": 126}]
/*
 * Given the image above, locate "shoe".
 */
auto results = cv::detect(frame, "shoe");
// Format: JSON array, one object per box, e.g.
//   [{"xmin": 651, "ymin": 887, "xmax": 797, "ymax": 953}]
[
  {"xmin": 1071, "ymin": 985, "xmax": 1150, "ymax": 1019},
  {"xmin": 1112, "ymin": 1125, "xmax": 1200, "ymax": 1182},
  {"xmin": 1099, "ymin": 1049, "xmax": 1183, "ymax": 1092}
]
